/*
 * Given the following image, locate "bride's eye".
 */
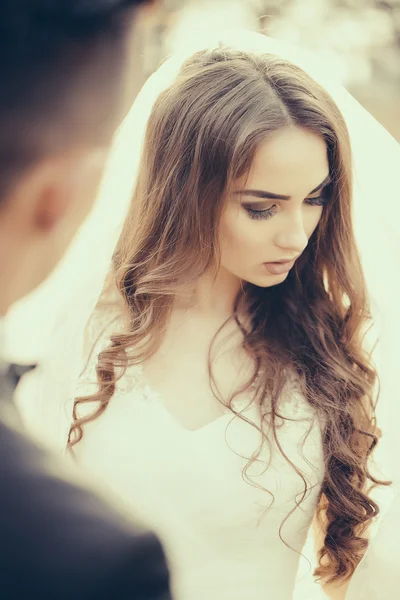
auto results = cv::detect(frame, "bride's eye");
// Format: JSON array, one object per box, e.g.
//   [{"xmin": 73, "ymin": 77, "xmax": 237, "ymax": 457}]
[
  {"xmin": 305, "ymin": 195, "xmax": 330, "ymax": 207},
  {"xmin": 244, "ymin": 189, "xmax": 331, "ymax": 220},
  {"xmin": 245, "ymin": 205, "xmax": 277, "ymax": 220},
  {"xmin": 306, "ymin": 184, "xmax": 332, "ymax": 207}
]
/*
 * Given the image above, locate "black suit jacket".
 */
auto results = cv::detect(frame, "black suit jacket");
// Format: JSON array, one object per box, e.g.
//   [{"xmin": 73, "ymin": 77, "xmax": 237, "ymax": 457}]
[{"xmin": 0, "ymin": 364, "xmax": 172, "ymax": 600}]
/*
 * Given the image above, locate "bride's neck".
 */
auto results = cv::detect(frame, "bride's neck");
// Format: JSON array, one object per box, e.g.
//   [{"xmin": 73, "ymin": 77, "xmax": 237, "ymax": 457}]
[{"xmin": 173, "ymin": 267, "xmax": 244, "ymax": 320}]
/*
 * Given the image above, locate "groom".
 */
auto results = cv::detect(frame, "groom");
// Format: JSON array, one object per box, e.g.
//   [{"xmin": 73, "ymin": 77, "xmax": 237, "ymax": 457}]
[{"xmin": 0, "ymin": 2, "xmax": 171, "ymax": 599}]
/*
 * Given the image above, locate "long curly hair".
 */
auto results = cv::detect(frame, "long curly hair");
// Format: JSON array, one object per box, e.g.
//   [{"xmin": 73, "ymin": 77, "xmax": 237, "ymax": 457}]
[{"xmin": 69, "ymin": 47, "xmax": 389, "ymax": 584}]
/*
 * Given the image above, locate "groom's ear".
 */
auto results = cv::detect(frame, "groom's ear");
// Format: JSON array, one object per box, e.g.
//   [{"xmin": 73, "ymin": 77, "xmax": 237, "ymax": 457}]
[
  {"xmin": 2, "ymin": 147, "xmax": 108, "ymax": 239},
  {"xmin": 0, "ymin": 145, "xmax": 109, "ymax": 302}
]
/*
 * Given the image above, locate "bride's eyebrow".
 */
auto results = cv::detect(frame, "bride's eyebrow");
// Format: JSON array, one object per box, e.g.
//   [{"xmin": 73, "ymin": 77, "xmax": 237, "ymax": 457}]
[{"xmin": 233, "ymin": 174, "xmax": 331, "ymax": 202}]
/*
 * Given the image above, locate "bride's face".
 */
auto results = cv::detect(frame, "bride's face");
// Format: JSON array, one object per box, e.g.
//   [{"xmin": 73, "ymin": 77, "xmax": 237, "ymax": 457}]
[{"xmin": 219, "ymin": 125, "xmax": 331, "ymax": 288}]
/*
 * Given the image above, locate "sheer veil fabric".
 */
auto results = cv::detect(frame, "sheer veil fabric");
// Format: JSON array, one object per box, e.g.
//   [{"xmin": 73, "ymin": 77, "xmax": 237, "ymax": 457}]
[{"xmin": 5, "ymin": 30, "xmax": 400, "ymax": 598}]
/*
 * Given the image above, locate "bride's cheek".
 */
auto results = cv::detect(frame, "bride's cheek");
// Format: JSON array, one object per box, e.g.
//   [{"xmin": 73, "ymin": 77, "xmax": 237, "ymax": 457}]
[{"xmin": 232, "ymin": 220, "xmax": 259, "ymax": 251}]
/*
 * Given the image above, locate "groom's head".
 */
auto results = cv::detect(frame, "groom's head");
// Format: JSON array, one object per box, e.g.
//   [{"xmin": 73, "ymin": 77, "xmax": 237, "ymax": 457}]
[{"xmin": 0, "ymin": 0, "xmax": 149, "ymax": 314}]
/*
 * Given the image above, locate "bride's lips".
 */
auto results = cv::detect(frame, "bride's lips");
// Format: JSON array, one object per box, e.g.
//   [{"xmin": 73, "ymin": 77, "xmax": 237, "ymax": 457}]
[{"xmin": 263, "ymin": 259, "xmax": 296, "ymax": 275}]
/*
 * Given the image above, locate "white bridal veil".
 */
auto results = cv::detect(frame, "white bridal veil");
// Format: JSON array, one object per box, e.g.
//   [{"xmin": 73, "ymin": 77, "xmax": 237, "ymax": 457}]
[{"xmin": 4, "ymin": 30, "xmax": 400, "ymax": 599}]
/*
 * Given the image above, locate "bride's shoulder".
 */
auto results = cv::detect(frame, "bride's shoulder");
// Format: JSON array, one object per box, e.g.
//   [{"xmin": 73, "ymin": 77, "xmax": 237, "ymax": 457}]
[
  {"xmin": 79, "ymin": 286, "xmax": 145, "ymax": 391},
  {"xmin": 84, "ymin": 307, "xmax": 124, "ymax": 353},
  {"xmin": 78, "ymin": 288, "xmax": 127, "ymax": 386},
  {"xmin": 76, "ymin": 297, "xmax": 140, "ymax": 405},
  {"xmin": 83, "ymin": 285, "xmax": 127, "ymax": 356}
]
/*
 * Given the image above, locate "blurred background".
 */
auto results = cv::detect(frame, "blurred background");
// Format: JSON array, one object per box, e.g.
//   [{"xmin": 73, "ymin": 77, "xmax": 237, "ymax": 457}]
[{"xmin": 140, "ymin": 0, "xmax": 400, "ymax": 141}]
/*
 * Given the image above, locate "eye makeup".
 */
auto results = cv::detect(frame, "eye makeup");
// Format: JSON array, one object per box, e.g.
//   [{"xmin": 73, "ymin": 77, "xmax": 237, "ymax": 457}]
[
  {"xmin": 235, "ymin": 175, "xmax": 332, "ymax": 221},
  {"xmin": 244, "ymin": 192, "xmax": 330, "ymax": 221}
]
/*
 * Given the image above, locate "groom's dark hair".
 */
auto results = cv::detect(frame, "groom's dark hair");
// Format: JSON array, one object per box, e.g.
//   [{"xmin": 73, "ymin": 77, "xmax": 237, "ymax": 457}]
[{"xmin": 0, "ymin": 0, "xmax": 148, "ymax": 199}]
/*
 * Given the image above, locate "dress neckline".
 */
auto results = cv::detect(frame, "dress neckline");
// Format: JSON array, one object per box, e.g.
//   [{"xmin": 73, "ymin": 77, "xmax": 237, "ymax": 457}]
[{"xmin": 137, "ymin": 365, "xmax": 254, "ymax": 435}]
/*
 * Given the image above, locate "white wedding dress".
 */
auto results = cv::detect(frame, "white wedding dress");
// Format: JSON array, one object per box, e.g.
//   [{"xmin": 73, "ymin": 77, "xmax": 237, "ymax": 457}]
[
  {"xmin": 6, "ymin": 30, "xmax": 399, "ymax": 600},
  {"xmin": 71, "ymin": 309, "xmax": 326, "ymax": 600}
]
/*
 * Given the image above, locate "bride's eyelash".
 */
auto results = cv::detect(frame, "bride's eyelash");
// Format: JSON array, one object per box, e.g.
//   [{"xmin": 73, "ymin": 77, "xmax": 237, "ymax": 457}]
[
  {"xmin": 306, "ymin": 195, "xmax": 330, "ymax": 207},
  {"xmin": 245, "ymin": 195, "xmax": 330, "ymax": 221},
  {"xmin": 246, "ymin": 206, "xmax": 276, "ymax": 220}
]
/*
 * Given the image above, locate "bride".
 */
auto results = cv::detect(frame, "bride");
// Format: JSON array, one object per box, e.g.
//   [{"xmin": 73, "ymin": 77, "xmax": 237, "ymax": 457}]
[
  {"xmin": 70, "ymin": 41, "xmax": 388, "ymax": 600},
  {"xmin": 9, "ymin": 31, "xmax": 400, "ymax": 600}
]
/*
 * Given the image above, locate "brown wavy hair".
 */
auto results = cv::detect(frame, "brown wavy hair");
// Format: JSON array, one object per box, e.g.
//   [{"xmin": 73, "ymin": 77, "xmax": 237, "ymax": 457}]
[{"xmin": 69, "ymin": 47, "xmax": 389, "ymax": 584}]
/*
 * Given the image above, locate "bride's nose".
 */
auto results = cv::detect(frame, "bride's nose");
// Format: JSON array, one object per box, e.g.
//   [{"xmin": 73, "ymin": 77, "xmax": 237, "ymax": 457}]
[{"xmin": 273, "ymin": 212, "xmax": 309, "ymax": 255}]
